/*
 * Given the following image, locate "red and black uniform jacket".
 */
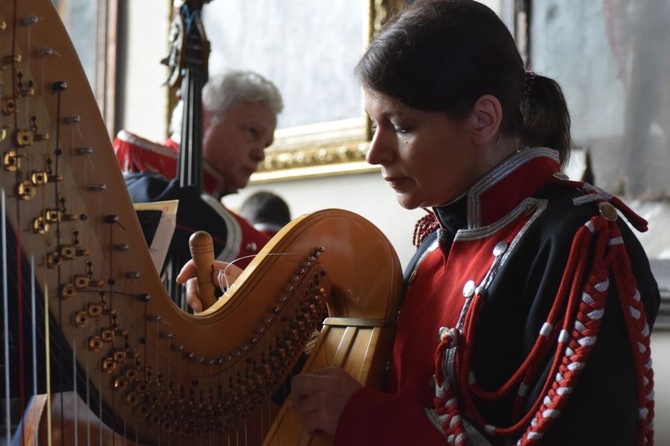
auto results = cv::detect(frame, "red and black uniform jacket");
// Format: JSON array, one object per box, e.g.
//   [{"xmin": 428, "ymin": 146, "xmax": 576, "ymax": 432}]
[
  {"xmin": 113, "ymin": 130, "xmax": 269, "ymax": 270},
  {"xmin": 335, "ymin": 148, "xmax": 660, "ymax": 445}
]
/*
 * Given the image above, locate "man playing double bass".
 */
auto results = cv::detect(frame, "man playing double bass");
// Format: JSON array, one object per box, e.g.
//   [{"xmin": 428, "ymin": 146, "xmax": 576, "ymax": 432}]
[
  {"xmin": 114, "ymin": 0, "xmax": 284, "ymax": 304},
  {"xmin": 114, "ymin": 69, "xmax": 284, "ymax": 274}
]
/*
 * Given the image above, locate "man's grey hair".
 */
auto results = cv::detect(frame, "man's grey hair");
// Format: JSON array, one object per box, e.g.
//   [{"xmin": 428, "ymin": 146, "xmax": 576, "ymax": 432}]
[{"xmin": 170, "ymin": 69, "xmax": 283, "ymax": 133}]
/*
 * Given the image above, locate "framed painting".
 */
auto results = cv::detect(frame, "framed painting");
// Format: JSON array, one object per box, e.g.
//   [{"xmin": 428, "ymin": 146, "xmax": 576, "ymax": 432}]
[
  {"xmin": 528, "ymin": 0, "xmax": 670, "ymax": 201},
  {"xmin": 202, "ymin": 0, "xmax": 404, "ymax": 182}
]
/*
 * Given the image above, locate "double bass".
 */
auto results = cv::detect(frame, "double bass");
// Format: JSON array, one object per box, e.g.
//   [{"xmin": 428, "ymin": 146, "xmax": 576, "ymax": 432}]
[
  {"xmin": 167, "ymin": 0, "xmax": 209, "ymax": 193},
  {"xmin": 163, "ymin": 0, "xmax": 211, "ymax": 304},
  {"xmin": 0, "ymin": 0, "xmax": 404, "ymax": 444},
  {"xmin": 119, "ymin": 0, "xmax": 269, "ymax": 305}
]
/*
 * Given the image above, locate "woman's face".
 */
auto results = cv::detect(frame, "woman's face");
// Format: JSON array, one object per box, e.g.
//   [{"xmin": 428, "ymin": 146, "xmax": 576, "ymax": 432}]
[{"xmin": 364, "ymin": 88, "xmax": 487, "ymax": 209}]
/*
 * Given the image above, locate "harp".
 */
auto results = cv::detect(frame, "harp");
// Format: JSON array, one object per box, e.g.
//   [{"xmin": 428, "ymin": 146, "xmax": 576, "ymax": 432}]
[{"xmin": 0, "ymin": 1, "xmax": 404, "ymax": 444}]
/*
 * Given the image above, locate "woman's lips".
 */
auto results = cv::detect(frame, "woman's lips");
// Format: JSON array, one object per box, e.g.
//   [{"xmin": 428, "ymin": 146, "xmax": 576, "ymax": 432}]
[{"xmin": 384, "ymin": 176, "xmax": 408, "ymax": 189}]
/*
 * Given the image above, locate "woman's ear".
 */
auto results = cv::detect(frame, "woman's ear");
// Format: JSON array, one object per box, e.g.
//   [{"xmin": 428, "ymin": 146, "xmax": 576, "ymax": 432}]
[{"xmin": 471, "ymin": 94, "xmax": 503, "ymax": 145}]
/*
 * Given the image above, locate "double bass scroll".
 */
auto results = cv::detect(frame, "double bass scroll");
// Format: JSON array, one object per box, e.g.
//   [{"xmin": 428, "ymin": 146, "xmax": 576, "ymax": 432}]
[{"xmin": 162, "ymin": 0, "xmax": 212, "ymax": 192}]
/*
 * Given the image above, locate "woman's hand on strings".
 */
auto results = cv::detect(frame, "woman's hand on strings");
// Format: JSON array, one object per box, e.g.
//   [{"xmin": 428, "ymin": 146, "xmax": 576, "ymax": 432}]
[
  {"xmin": 289, "ymin": 366, "xmax": 362, "ymax": 436},
  {"xmin": 176, "ymin": 260, "xmax": 243, "ymax": 312}
]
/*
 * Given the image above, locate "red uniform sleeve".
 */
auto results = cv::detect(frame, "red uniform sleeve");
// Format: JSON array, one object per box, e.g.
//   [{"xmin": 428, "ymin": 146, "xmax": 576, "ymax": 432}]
[{"xmin": 334, "ymin": 388, "xmax": 446, "ymax": 445}]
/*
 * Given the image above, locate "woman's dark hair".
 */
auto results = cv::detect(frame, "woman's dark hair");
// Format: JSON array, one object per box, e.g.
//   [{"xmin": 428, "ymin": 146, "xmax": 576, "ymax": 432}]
[{"xmin": 354, "ymin": 0, "xmax": 572, "ymax": 165}]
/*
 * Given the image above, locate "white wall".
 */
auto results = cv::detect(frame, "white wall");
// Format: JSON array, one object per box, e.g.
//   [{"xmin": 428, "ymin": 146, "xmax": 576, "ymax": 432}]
[
  {"xmin": 223, "ymin": 172, "xmax": 425, "ymax": 269},
  {"xmin": 120, "ymin": 0, "xmax": 170, "ymax": 142},
  {"xmin": 652, "ymin": 331, "xmax": 670, "ymax": 443}
]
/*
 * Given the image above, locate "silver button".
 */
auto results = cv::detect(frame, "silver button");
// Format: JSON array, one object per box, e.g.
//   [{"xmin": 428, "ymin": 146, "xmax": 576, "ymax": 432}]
[
  {"xmin": 493, "ymin": 241, "xmax": 508, "ymax": 257},
  {"xmin": 463, "ymin": 280, "xmax": 476, "ymax": 298}
]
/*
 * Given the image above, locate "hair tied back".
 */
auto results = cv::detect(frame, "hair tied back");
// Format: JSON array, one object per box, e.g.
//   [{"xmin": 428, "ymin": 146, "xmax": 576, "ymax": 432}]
[{"xmin": 524, "ymin": 70, "xmax": 536, "ymax": 95}]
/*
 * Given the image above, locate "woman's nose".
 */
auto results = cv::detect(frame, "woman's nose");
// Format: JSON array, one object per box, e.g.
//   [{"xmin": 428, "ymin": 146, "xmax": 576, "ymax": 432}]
[{"xmin": 366, "ymin": 129, "xmax": 394, "ymax": 166}]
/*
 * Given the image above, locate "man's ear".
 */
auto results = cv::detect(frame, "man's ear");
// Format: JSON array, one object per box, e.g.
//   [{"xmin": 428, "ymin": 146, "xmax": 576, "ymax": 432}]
[{"xmin": 471, "ymin": 94, "xmax": 503, "ymax": 145}]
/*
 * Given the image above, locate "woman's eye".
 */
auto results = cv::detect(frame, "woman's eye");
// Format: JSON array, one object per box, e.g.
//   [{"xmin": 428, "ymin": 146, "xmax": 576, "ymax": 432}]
[{"xmin": 389, "ymin": 120, "xmax": 410, "ymax": 134}]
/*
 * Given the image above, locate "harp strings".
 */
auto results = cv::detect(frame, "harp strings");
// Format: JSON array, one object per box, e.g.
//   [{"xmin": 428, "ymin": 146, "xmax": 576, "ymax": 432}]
[
  {"xmin": 5, "ymin": 2, "xmax": 31, "ymax": 441},
  {"xmin": 0, "ymin": 8, "xmax": 111, "ymax": 441},
  {"xmin": 216, "ymin": 252, "xmax": 294, "ymax": 294},
  {"xmin": 2, "ymin": 189, "xmax": 10, "ymax": 444}
]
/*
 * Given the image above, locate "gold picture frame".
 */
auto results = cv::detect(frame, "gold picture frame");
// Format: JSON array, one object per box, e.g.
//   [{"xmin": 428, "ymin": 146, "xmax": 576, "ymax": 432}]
[
  {"xmin": 203, "ymin": 0, "xmax": 404, "ymax": 183},
  {"xmin": 253, "ymin": 0, "xmax": 404, "ymax": 183}
]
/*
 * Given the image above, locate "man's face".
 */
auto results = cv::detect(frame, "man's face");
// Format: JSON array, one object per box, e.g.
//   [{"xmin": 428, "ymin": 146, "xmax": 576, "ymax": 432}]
[{"xmin": 202, "ymin": 100, "xmax": 277, "ymax": 192}]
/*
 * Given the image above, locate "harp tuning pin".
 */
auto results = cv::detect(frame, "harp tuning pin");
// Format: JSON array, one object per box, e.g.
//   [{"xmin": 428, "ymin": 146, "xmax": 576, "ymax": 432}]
[
  {"xmin": 74, "ymin": 311, "xmax": 89, "ymax": 327},
  {"xmin": 88, "ymin": 183, "xmax": 107, "ymax": 192},
  {"xmin": 60, "ymin": 283, "xmax": 76, "ymax": 300},
  {"xmin": 137, "ymin": 293, "xmax": 151, "ymax": 302},
  {"xmin": 2, "ymin": 97, "xmax": 16, "ymax": 114},
  {"xmin": 36, "ymin": 47, "xmax": 54, "ymax": 57},
  {"xmin": 15, "ymin": 129, "xmax": 34, "ymax": 146},
  {"xmin": 52, "ymin": 81, "xmax": 67, "ymax": 92},
  {"xmin": 21, "ymin": 16, "xmax": 39, "ymax": 26},
  {"xmin": 76, "ymin": 146, "xmax": 94, "ymax": 155},
  {"xmin": 3, "ymin": 151, "xmax": 21, "ymax": 171}
]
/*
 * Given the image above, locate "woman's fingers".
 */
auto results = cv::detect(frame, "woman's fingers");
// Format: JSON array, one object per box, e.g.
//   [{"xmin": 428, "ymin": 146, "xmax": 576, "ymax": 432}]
[{"xmin": 289, "ymin": 367, "xmax": 362, "ymax": 435}]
